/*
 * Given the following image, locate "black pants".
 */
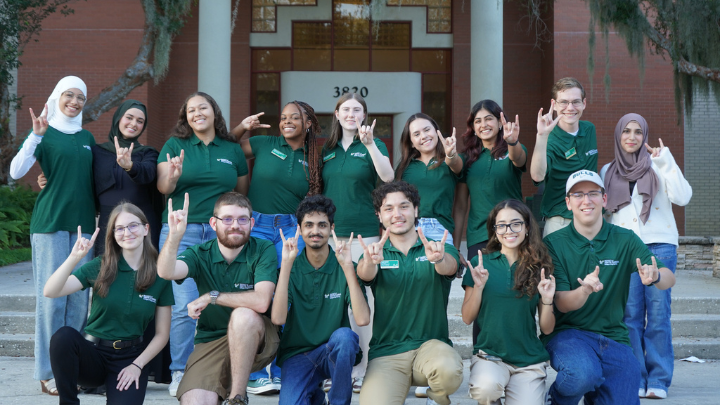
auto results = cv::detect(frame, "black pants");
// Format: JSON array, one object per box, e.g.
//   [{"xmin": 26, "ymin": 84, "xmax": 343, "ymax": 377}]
[
  {"xmin": 467, "ymin": 241, "xmax": 488, "ymax": 344},
  {"xmin": 50, "ymin": 326, "xmax": 150, "ymax": 405}
]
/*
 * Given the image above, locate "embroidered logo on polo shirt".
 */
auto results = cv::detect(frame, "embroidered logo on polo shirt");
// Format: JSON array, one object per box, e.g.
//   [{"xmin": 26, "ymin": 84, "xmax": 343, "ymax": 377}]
[
  {"xmin": 599, "ymin": 259, "xmax": 619, "ymax": 266},
  {"xmin": 324, "ymin": 293, "xmax": 342, "ymax": 300},
  {"xmin": 139, "ymin": 294, "xmax": 156, "ymax": 303},
  {"xmin": 416, "ymin": 256, "xmax": 429, "ymax": 262},
  {"xmin": 586, "ymin": 149, "xmax": 598, "ymax": 156},
  {"xmin": 83, "ymin": 145, "xmax": 91, "ymax": 151},
  {"xmin": 217, "ymin": 158, "xmax": 234, "ymax": 166},
  {"xmin": 298, "ymin": 159, "xmax": 308, "ymax": 166},
  {"xmin": 177, "ymin": 255, "xmax": 185, "ymax": 259},
  {"xmin": 351, "ymin": 152, "xmax": 366, "ymax": 158},
  {"xmin": 235, "ymin": 283, "xmax": 254, "ymax": 290},
  {"xmin": 495, "ymin": 153, "xmax": 510, "ymax": 161}
]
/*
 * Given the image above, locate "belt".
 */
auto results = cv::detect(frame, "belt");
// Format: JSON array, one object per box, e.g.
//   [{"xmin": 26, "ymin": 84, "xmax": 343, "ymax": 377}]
[{"xmin": 84, "ymin": 334, "xmax": 143, "ymax": 349}]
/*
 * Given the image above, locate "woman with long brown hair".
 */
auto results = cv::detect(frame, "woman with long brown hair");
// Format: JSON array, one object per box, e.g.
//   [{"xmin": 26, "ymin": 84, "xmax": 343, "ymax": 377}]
[
  {"xmin": 44, "ymin": 203, "xmax": 173, "ymax": 404},
  {"xmin": 461, "ymin": 199, "xmax": 555, "ymax": 404}
]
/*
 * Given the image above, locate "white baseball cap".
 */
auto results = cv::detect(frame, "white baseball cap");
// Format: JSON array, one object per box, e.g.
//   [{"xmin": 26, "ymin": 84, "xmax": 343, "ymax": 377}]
[{"xmin": 565, "ymin": 170, "xmax": 605, "ymax": 194}]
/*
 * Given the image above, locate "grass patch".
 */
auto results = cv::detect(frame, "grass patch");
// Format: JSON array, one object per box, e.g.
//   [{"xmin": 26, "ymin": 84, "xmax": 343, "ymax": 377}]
[{"xmin": 0, "ymin": 248, "xmax": 32, "ymax": 267}]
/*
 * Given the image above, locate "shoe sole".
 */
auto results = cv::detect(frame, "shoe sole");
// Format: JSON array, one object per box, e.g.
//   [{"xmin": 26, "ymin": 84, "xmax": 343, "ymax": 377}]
[{"xmin": 247, "ymin": 385, "xmax": 280, "ymax": 395}]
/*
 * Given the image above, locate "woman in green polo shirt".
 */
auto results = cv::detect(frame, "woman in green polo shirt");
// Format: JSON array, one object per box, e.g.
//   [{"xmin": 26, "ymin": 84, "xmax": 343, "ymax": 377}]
[
  {"xmin": 395, "ymin": 112, "xmax": 462, "ymax": 245},
  {"xmin": 321, "ymin": 92, "xmax": 394, "ymax": 392},
  {"xmin": 44, "ymin": 202, "xmax": 173, "ymax": 405},
  {"xmin": 9, "ymin": 76, "xmax": 96, "ymax": 394},
  {"xmin": 461, "ymin": 199, "xmax": 555, "ymax": 404},
  {"xmin": 156, "ymin": 92, "xmax": 249, "ymax": 396}
]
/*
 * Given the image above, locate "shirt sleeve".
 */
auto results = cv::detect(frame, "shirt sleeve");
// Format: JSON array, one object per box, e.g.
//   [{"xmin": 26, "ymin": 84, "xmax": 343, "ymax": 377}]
[
  {"xmin": 652, "ymin": 148, "xmax": 692, "ymax": 206},
  {"xmin": 234, "ymin": 143, "xmax": 249, "ymax": 177},
  {"xmin": 252, "ymin": 240, "xmax": 279, "ymax": 284},
  {"xmin": 156, "ymin": 279, "xmax": 175, "ymax": 306},
  {"xmin": 9, "ymin": 132, "xmax": 42, "ymax": 180},
  {"xmin": 442, "ymin": 243, "xmax": 461, "ymax": 280},
  {"xmin": 374, "ymin": 138, "xmax": 389, "ymax": 157},
  {"xmin": 71, "ymin": 257, "xmax": 103, "ymax": 290},
  {"xmin": 157, "ymin": 139, "xmax": 178, "ymax": 164},
  {"xmin": 177, "ymin": 245, "xmax": 201, "ymax": 283},
  {"xmin": 127, "ymin": 148, "xmax": 159, "ymax": 185},
  {"xmin": 461, "ymin": 256, "xmax": 477, "ymax": 288}
]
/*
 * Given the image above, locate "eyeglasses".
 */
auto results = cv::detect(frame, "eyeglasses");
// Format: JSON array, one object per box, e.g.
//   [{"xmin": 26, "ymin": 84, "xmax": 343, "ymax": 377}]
[
  {"xmin": 114, "ymin": 222, "xmax": 143, "ymax": 235},
  {"xmin": 493, "ymin": 221, "xmax": 525, "ymax": 234},
  {"xmin": 62, "ymin": 91, "xmax": 86, "ymax": 104},
  {"xmin": 555, "ymin": 100, "xmax": 583, "ymax": 108},
  {"xmin": 567, "ymin": 191, "xmax": 603, "ymax": 200},
  {"xmin": 214, "ymin": 216, "xmax": 251, "ymax": 226}
]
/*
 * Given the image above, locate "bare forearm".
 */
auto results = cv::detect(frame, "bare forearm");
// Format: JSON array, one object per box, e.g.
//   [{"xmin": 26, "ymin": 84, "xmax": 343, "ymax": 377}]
[
  {"xmin": 446, "ymin": 154, "xmax": 463, "ymax": 174},
  {"xmin": 461, "ymin": 287, "xmax": 483, "ymax": 325},
  {"xmin": 530, "ymin": 135, "xmax": 548, "ymax": 182},
  {"xmin": 538, "ymin": 303, "xmax": 555, "ymax": 335},
  {"xmin": 271, "ymin": 263, "xmax": 293, "ymax": 325},
  {"xmin": 343, "ymin": 264, "xmax": 370, "ymax": 326},
  {"xmin": 216, "ymin": 290, "xmax": 273, "ymax": 313},
  {"xmin": 357, "ymin": 259, "xmax": 378, "ymax": 282},
  {"xmin": 554, "ymin": 288, "xmax": 591, "ymax": 313},
  {"xmin": 654, "ymin": 267, "xmax": 676, "ymax": 290},
  {"xmin": 43, "ymin": 256, "xmax": 81, "ymax": 298},
  {"xmin": 132, "ymin": 310, "xmax": 170, "ymax": 368},
  {"xmin": 508, "ymin": 143, "xmax": 526, "ymax": 167},
  {"xmin": 157, "ymin": 237, "xmax": 182, "ymax": 280},
  {"xmin": 366, "ymin": 143, "xmax": 394, "ymax": 182},
  {"xmin": 434, "ymin": 254, "xmax": 457, "ymax": 276},
  {"xmin": 156, "ymin": 169, "xmax": 178, "ymax": 195}
]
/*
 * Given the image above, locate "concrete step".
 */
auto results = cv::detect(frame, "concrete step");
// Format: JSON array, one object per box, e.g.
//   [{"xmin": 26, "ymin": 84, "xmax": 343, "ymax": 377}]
[
  {"xmin": 672, "ymin": 297, "xmax": 720, "ymax": 314},
  {"xmin": 449, "ymin": 336, "xmax": 473, "ymax": 359},
  {"xmin": 0, "ymin": 312, "xmax": 34, "ymax": 334},
  {"xmin": 673, "ymin": 337, "xmax": 720, "ymax": 359},
  {"xmin": 0, "ymin": 295, "xmax": 35, "ymax": 313},
  {"xmin": 0, "ymin": 333, "xmax": 34, "ymax": 357},
  {"xmin": 448, "ymin": 314, "xmax": 472, "ymax": 338},
  {"xmin": 672, "ymin": 314, "xmax": 720, "ymax": 338}
]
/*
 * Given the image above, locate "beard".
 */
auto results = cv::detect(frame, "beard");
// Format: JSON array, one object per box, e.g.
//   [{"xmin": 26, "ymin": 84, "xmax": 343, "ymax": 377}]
[
  {"xmin": 304, "ymin": 233, "xmax": 327, "ymax": 250},
  {"xmin": 217, "ymin": 228, "xmax": 248, "ymax": 249}
]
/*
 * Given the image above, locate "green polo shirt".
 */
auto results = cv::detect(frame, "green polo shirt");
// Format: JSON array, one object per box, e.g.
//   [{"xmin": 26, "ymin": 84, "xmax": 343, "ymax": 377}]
[
  {"xmin": 322, "ymin": 138, "xmax": 389, "ymax": 237},
  {"xmin": 400, "ymin": 157, "xmax": 462, "ymax": 234},
  {"xmin": 247, "ymin": 135, "xmax": 310, "ymax": 215},
  {"xmin": 30, "ymin": 126, "xmax": 96, "ymax": 234},
  {"xmin": 462, "ymin": 146, "xmax": 527, "ymax": 246},
  {"xmin": 277, "ymin": 247, "xmax": 367, "ymax": 367},
  {"xmin": 158, "ymin": 134, "xmax": 248, "ymax": 224},
  {"xmin": 540, "ymin": 220, "xmax": 664, "ymax": 346},
  {"xmin": 73, "ymin": 256, "xmax": 174, "ymax": 341},
  {"xmin": 177, "ymin": 237, "xmax": 278, "ymax": 344},
  {"xmin": 537, "ymin": 121, "xmax": 598, "ymax": 219},
  {"xmin": 362, "ymin": 237, "xmax": 459, "ymax": 361},
  {"xmin": 462, "ymin": 251, "xmax": 549, "ymax": 367}
]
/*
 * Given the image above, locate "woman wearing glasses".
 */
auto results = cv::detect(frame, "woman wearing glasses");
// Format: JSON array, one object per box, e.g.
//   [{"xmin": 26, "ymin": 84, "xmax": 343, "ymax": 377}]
[
  {"xmin": 461, "ymin": 199, "xmax": 555, "ymax": 404},
  {"xmin": 600, "ymin": 114, "xmax": 692, "ymax": 400},
  {"xmin": 231, "ymin": 100, "xmax": 323, "ymax": 393},
  {"xmin": 44, "ymin": 203, "xmax": 173, "ymax": 405},
  {"xmin": 156, "ymin": 92, "xmax": 249, "ymax": 396},
  {"xmin": 9, "ymin": 76, "xmax": 96, "ymax": 395}
]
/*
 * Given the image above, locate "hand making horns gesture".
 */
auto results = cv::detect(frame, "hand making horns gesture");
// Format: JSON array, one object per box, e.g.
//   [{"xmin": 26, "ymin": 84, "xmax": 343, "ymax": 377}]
[
  {"xmin": 332, "ymin": 230, "xmax": 354, "ymax": 268},
  {"xmin": 30, "ymin": 104, "xmax": 49, "ymax": 136},
  {"xmin": 358, "ymin": 119, "xmax": 377, "ymax": 146},
  {"xmin": 469, "ymin": 250, "xmax": 489, "ymax": 288},
  {"xmin": 418, "ymin": 228, "xmax": 448, "ymax": 264},
  {"xmin": 501, "ymin": 112, "xmax": 520, "ymax": 145},
  {"xmin": 536, "ymin": 100, "xmax": 561, "ymax": 138},
  {"xmin": 538, "ymin": 268, "xmax": 556, "ymax": 304},
  {"xmin": 167, "ymin": 192, "xmax": 189, "ymax": 237},
  {"xmin": 114, "ymin": 136, "xmax": 134, "ymax": 171},
  {"xmin": 167, "ymin": 150, "xmax": 185, "ymax": 183},
  {"xmin": 358, "ymin": 227, "xmax": 389, "ymax": 265},
  {"xmin": 438, "ymin": 127, "xmax": 457, "ymax": 157},
  {"xmin": 239, "ymin": 112, "xmax": 272, "ymax": 132},
  {"xmin": 637, "ymin": 257, "xmax": 660, "ymax": 286},
  {"xmin": 279, "ymin": 226, "xmax": 300, "ymax": 263},
  {"xmin": 70, "ymin": 226, "xmax": 100, "ymax": 261},
  {"xmin": 645, "ymin": 138, "xmax": 664, "ymax": 158},
  {"xmin": 578, "ymin": 266, "xmax": 603, "ymax": 294}
]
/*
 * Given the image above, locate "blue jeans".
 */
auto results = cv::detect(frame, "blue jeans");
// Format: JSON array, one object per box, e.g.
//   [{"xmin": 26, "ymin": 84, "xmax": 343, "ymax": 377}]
[
  {"xmin": 624, "ymin": 243, "xmax": 677, "ymax": 392},
  {"xmin": 417, "ymin": 217, "xmax": 454, "ymax": 246},
  {"xmin": 31, "ymin": 231, "xmax": 92, "ymax": 380},
  {"xmin": 159, "ymin": 222, "xmax": 217, "ymax": 373},
  {"xmin": 249, "ymin": 211, "xmax": 303, "ymax": 381},
  {"xmin": 546, "ymin": 329, "xmax": 640, "ymax": 405},
  {"xmin": 279, "ymin": 328, "xmax": 359, "ymax": 405}
]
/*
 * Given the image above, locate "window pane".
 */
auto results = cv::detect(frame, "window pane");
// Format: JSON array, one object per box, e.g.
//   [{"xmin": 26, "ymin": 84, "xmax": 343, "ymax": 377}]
[
  {"xmin": 252, "ymin": 73, "xmax": 280, "ymax": 136},
  {"xmin": 252, "ymin": 49, "xmax": 292, "ymax": 72},
  {"xmin": 371, "ymin": 23, "xmax": 410, "ymax": 71},
  {"xmin": 412, "ymin": 50, "xmax": 451, "ymax": 73},
  {"xmin": 423, "ymin": 74, "xmax": 450, "ymax": 133},
  {"xmin": 293, "ymin": 22, "xmax": 332, "ymax": 71},
  {"xmin": 334, "ymin": 50, "xmax": 369, "ymax": 71}
]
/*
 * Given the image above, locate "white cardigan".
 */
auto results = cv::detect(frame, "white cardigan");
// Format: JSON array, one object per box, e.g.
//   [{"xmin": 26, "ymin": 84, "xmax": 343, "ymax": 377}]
[{"xmin": 600, "ymin": 147, "xmax": 692, "ymax": 246}]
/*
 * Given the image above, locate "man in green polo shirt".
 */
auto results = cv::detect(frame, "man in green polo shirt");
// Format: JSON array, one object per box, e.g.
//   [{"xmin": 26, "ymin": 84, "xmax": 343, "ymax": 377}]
[
  {"xmin": 530, "ymin": 77, "xmax": 599, "ymax": 236},
  {"xmin": 157, "ymin": 192, "xmax": 279, "ymax": 405},
  {"xmin": 357, "ymin": 181, "xmax": 463, "ymax": 405},
  {"xmin": 541, "ymin": 170, "xmax": 675, "ymax": 405},
  {"xmin": 271, "ymin": 195, "xmax": 370, "ymax": 405}
]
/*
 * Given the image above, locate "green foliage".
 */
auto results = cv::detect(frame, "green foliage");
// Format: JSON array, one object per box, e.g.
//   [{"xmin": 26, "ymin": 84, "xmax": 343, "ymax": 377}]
[
  {"xmin": 146, "ymin": 0, "xmax": 193, "ymax": 82},
  {"xmin": 0, "ymin": 248, "xmax": 32, "ymax": 267},
  {"xmin": 0, "ymin": 185, "xmax": 38, "ymax": 250}
]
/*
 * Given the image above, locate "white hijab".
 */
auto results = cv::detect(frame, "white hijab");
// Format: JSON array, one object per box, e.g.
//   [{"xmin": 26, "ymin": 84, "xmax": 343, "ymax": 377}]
[{"xmin": 46, "ymin": 76, "xmax": 87, "ymax": 134}]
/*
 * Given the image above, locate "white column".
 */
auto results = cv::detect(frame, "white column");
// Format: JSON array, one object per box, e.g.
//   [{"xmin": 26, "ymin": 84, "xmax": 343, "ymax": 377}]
[
  {"xmin": 471, "ymin": 0, "xmax": 503, "ymax": 106},
  {"xmin": 198, "ymin": 0, "xmax": 232, "ymax": 126}
]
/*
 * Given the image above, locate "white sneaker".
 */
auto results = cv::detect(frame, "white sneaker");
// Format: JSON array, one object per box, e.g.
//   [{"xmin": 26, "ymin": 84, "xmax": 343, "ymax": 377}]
[
  {"xmin": 646, "ymin": 388, "xmax": 668, "ymax": 399},
  {"xmin": 639, "ymin": 388, "xmax": 647, "ymax": 398},
  {"xmin": 415, "ymin": 386, "xmax": 429, "ymax": 398},
  {"xmin": 426, "ymin": 398, "xmax": 440, "ymax": 405},
  {"xmin": 169, "ymin": 371, "xmax": 184, "ymax": 397}
]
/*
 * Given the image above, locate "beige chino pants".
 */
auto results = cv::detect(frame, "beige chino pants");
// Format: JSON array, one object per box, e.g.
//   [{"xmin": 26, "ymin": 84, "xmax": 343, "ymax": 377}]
[
  {"xmin": 468, "ymin": 353, "xmax": 548, "ymax": 405},
  {"xmin": 542, "ymin": 216, "xmax": 572, "ymax": 237}
]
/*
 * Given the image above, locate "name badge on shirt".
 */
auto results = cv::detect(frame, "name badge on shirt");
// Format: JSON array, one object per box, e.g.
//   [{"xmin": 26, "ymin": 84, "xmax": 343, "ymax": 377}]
[
  {"xmin": 564, "ymin": 147, "xmax": 577, "ymax": 159},
  {"xmin": 380, "ymin": 260, "xmax": 399, "ymax": 269},
  {"xmin": 323, "ymin": 152, "xmax": 336, "ymax": 162},
  {"xmin": 271, "ymin": 149, "xmax": 287, "ymax": 160}
]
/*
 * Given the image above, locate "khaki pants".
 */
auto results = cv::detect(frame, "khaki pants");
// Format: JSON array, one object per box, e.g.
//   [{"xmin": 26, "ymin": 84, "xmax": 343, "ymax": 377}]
[
  {"xmin": 468, "ymin": 354, "xmax": 548, "ymax": 405},
  {"xmin": 359, "ymin": 339, "xmax": 463, "ymax": 405},
  {"xmin": 542, "ymin": 216, "xmax": 572, "ymax": 237}
]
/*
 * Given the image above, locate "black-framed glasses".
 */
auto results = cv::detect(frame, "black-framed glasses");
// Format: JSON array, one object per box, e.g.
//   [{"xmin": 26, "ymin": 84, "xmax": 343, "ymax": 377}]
[
  {"xmin": 114, "ymin": 222, "xmax": 143, "ymax": 235},
  {"xmin": 556, "ymin": 99, "xmax": 583, "ymax": 108},
  {"xmin": 567, "ymin": 191, "xmax": 603, "ymax": 200},
  {"xmin": 214, "ymin": 216, "xmax": 251, "ymax": 226},
  {"xmin": 493, "ymin": 221, "xmax": 525, "ymax": 234}
]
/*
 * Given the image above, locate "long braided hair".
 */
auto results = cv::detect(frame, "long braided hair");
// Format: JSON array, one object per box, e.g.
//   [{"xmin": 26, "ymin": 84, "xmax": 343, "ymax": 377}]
[{"xmin": 287, "ymin": 101, "xmax": 322, "ymax": 196}]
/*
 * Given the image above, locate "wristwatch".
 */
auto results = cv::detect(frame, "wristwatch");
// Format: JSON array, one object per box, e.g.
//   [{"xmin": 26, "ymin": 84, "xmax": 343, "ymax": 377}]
[{"xmin": 209, "ymin": 290, "xmax": 220, "ymax": 305}]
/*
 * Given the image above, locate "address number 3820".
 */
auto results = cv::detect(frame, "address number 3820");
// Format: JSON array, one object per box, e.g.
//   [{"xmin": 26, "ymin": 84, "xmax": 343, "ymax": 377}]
[{"xmin": 333, "ymin": 86, "xmax": 369, "ymax": 98}]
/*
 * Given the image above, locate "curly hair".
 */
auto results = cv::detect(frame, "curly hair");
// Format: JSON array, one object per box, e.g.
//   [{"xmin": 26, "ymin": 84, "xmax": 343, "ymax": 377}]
[
  {"xmin": 169, "ymin": 92, "xmax": 234, "ymax": 142},
  {"xmin": 484, "ymin": 199, "xmax": 554, "ymax": 298},
  {"xmin": 371, "ymin": 181, "xmax": 421, "ymax": 227},
  {"xmin": 461, "ymin": 99, "xmax": 509, "ymax": 168},
  {"xmin": 296, "ymin": 194, "xmax": 337, "ymax": 224},
  {"xmin": 285, "ymin": 101, "xmax": 322, "ymax": 196},
  {"xmin": 394, "ymin": 113, "xmax": 445, "ymax": 181}
]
